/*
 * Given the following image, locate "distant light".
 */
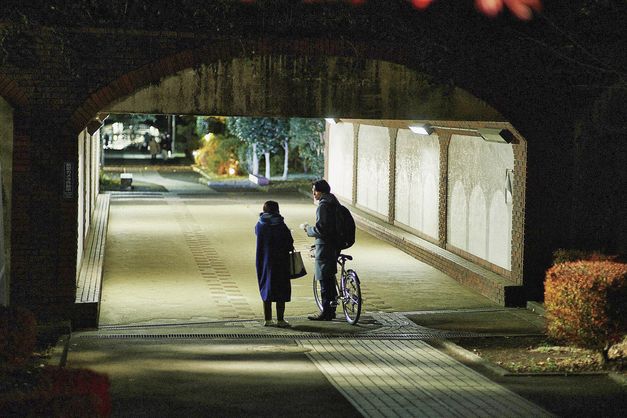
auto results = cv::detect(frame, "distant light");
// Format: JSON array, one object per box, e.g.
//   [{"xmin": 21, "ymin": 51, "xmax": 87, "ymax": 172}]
[
  {"xmin": 325, "ymin": 118, "xmax": 340, "ymax": 125},
  {"xmin": 409, "ymin": 124, "xmax": 434, "ymax": 135},
  {"xmin": 192, "ymin": 150, "xmax": 199, "ymax": 158},
  {"xmin": 228, "ymin": 167, "xmax": 236, "ymax": 176}
]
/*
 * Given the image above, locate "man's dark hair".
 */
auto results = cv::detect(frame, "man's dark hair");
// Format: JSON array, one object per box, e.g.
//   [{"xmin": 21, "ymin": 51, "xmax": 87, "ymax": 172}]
[
  {"xmin": 312, "ymin": 179, "xmax": 331, "ymax": 193},
  {"xmin": 263, "ymin": 200, "xmax": 280, "ymax": 214}
]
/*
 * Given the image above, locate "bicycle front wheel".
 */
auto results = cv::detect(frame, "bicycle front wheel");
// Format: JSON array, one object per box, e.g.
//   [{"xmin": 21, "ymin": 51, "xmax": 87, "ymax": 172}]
[
  {"xmin": 341, "ymin": 269, "xmax": 362, "ymax": 325},
  {"xmin": 313, "ymin": 277, "xmax": 323, "ymax": 312}
]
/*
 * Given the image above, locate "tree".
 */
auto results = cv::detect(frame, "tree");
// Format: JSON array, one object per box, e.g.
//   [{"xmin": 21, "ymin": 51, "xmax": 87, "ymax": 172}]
[
  {"xmin": 227, "ymin": 117, "xmax": 258, "ymax": 175},
  {"xmin": 227, "ymin": 117, "xmax": 288, "ymax": 179},
  {"xmin": 274, "ymin": 118, "xmax": 290, "ymax": 180},
  {"xmin": 289, "ymin": 118, "xmax": 325, "ymax": 177}
]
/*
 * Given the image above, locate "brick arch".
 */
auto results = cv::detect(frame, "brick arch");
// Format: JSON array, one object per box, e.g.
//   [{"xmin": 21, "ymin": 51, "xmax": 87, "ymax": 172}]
[
  {"xmin": 0, "ymin": 74, "xmax": 29, "ymax": 108},
  {"xmin": 69, "ymin": 37, "xmax": 503, "ymax": 133}
]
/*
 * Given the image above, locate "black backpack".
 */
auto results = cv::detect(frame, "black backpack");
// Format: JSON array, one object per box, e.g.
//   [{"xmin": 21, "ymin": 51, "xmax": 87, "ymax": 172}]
[{"xmin": 335, "ymin": 204, "xmax": 356, "ymax": 250}]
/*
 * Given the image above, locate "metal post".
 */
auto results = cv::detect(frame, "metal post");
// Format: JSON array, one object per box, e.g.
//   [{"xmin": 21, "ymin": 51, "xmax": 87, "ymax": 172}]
[{"xmin": 171, "ymin": 115, "xmax": 176, "ymax": 155}]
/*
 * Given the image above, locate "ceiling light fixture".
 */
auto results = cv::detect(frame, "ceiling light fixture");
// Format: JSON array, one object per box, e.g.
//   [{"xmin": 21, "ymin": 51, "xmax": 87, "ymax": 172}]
[
  {"xmin": 408, "ymin": 124, "xmax": 435, "ymax": 135},
  {"xmin": 478, "ymin": 128, "xmax": 515, "ymax": 144}
]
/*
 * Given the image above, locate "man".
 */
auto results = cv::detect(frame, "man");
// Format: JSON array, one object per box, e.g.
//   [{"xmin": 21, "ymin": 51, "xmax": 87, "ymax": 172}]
[{"xmin": 300, "ymin": 179, "xmax": 340, "ymax": 320}]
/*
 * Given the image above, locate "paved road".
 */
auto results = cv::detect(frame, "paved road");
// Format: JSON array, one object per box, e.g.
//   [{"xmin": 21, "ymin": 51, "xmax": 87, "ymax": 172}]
[
  {"xmin": 69, "ymin": 170, "xmax": 554, "ymax": 417},
  {"xmin": 99, "ymin": 171, "xmax": 495, "ymax": 326}
]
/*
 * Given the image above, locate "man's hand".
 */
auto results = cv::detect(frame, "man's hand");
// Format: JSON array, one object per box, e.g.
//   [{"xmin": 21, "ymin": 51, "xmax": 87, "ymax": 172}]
[{"xmin": 299, "ymin": 223, "xmax": 309, "ymax": 231}]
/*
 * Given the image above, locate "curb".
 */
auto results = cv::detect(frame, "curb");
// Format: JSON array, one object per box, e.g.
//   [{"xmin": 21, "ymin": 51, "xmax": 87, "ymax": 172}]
[
  {"xmin": 608, "ymin": 372, "xmax": 627, "ymax": 386},
  {"xmin": 47, "ymin": 334, "xmax": 71, "ymax": 367},
  {"xmin": 432, "ymin": 339, "xmax": 624, "ymax": 379},
  {"xmin": 38, "ymin": 321, "xmax": 72, "ymax": 368},
  {"xmin": 526, "ymin": 301, "xmax": 546, "ymax": 316},
  {"xmin": 104, "ymin": 165, "xmax": 194, "ymax": 173},
  {"xmin": 429, "ymin": 339, "xmax": 511, "ymax": 376}
]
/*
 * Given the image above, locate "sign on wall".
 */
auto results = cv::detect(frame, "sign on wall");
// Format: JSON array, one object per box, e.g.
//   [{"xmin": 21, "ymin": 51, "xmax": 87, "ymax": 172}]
[{"xmin": 63, "ymin": 162, "xmax": 74, "ymax": 199}]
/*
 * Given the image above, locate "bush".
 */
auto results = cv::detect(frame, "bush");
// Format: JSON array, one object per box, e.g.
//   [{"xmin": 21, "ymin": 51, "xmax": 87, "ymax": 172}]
[
  {"xmin": 0, "ymin": 367, "xmax": 111, "ymax": 418},
  {"xmin": 544, "ymin": 260, "xmax": 627, "ymax": 360},
  {"xmin": 0, "ymin": 306, "xmax": 37, "ymax": 367},
  {"xmin": 194, "ymin": 133, "xmax": 244, "ymax": 176},
  {"xmin": 552, "ymin": 248, "xmax": 617, "ymax": 265}
]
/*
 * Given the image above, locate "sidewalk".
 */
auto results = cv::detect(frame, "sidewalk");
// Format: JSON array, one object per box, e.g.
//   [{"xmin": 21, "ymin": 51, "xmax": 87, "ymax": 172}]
[
  {"xmin": 65, "ymin": 173, "xmax": 624, "ymax": 417},
  {"xmin": 97, "ymin": 185, "xmax": 496, "ymax": 326},
  {"xmin": 61, "ymin": 309, "xmax": 627, "ymax": 418},
  {"xmin": 64, "ymin": 314, "xmax": 553, "ymax": 418}
]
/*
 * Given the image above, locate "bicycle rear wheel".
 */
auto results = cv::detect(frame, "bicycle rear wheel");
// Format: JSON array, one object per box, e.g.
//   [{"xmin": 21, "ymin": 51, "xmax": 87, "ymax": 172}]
[
  {"xmin": 313, "ymin": 277, "xmax": 323, "ymax": 312},
  {"xmin": 341, "ymin": 269, "xmax": 362, "ymax": 325}
]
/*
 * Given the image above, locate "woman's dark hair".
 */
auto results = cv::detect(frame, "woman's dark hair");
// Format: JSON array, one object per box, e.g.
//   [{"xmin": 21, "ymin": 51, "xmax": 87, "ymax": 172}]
[
  {"xmin": 312, "ymin": 179, "xmax": 331, "ymax": 193},
  {"xmin": 263, "ymin": 200, "xmax": 280, "ymax": 214}
]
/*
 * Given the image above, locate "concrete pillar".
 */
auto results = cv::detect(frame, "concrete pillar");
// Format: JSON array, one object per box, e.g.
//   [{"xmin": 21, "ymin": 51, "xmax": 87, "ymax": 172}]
[
  {"xmin": 511, "ymin": 139, "xmax": 527, "ymax": 285},
  {"xmin": 437, "ymin": 133, "xmax": 452, "ymax": 248},
  {"xmin": 351, "ymin": 123, "xmax": 360, "ymax": 205},
  {"xmin": 387, "ymin": 128, "xmax": 398, "ymax": 224}
]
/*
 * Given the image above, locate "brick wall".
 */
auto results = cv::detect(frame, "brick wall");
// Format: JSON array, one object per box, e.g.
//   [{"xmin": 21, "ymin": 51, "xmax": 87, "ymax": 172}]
[{"xmin": 0, "ymin": 7, "xmax": 615, "ymax": 317}]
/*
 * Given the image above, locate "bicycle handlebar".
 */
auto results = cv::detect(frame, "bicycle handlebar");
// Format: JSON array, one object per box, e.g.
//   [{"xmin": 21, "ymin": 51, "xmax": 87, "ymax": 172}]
[{"xmin": 307, "ymin": 245, "xmax": 353, "ymax": 262}]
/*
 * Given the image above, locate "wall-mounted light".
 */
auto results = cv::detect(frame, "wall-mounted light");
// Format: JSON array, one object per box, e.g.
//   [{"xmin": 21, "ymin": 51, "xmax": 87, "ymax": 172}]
[
  {"xmin": 505, "ymin": 169, "xmax": 514, "ymax": 204},
  {"xmin": 478, "ymin": 128, "xmax": 514, "ymax": 144},
  {"xmin": 406, "ymin": 123, "xmax": 515, "ymax": 143},
  {"xmin": 86, "ymin": 114, "xmax": 109, "ymax": 135},
  {"xmin": 86, "ymin": 119, "xmax": 104, "ymax": 135},
  {"xmin": 408, "ymin": 124, "xmax": 435, "ymax": 135},
  {"xmin": 325, "ymin": 118, "xmax": 340, "ymax": 125}
]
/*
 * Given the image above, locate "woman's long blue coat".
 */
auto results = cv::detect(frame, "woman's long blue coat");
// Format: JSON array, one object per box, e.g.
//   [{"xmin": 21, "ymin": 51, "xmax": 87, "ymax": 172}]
[{"xmin": 255, "ymin": 213, "xmax": 294, "ymax": 302}]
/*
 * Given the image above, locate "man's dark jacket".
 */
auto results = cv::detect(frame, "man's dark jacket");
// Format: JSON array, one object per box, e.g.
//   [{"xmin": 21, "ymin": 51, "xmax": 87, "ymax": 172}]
[{"xmin": 306, "ymin": 193, "xmax": 339, "ymax": 280}]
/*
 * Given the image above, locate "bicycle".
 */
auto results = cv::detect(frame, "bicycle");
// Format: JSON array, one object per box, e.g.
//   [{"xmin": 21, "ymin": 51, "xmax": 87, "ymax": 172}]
[{"xmin": 310, "ymin": 245, "xmax": 362, "ymax": 325}]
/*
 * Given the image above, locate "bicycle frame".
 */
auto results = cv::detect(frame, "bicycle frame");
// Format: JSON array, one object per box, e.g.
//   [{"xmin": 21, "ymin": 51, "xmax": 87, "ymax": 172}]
[{"xmin": 310, "ymin": 246, "xmax": 362, "ymax": 324}]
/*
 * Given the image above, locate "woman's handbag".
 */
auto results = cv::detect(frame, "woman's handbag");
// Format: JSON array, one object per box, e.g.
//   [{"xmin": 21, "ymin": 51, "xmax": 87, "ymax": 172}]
[{"xmin": 288, "ymin": 250, "xmax": 307, "ymax": 279}]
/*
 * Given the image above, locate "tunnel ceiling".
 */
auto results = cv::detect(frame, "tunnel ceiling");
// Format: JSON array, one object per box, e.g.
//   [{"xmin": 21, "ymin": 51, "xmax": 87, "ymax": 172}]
[{"xmin": 103, "ymin": 55, "xmax": 505, "ymax": 121}]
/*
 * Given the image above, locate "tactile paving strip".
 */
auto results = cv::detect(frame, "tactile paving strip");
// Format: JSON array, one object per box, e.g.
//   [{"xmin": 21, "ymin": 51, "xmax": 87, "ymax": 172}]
[
  {"xmin": 299, "ymin": 339, "xmax": 553, "ymax": 418},
  {"xmin": 167, "ymin": 198, "xmax": 256, "ymax": 319},
  {"xmin": 361, "ymin": 282, "xmax": 392, "ymax": 312}
]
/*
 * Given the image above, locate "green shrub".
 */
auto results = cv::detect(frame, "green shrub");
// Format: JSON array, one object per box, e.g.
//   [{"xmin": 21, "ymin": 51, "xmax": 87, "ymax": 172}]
[
  {"xmin": 0, "ymin": 306, "xmax": 37, "ymax": 367},
  {"xmin": 544, "ymin": 260, "xmax": 627, "ymax": 360}
]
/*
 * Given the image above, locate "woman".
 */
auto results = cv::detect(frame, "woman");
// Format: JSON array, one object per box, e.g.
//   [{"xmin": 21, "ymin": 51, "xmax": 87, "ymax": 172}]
[{"xmin": 255, "ymin": 200, "xmax": 294, "ymax": 327}]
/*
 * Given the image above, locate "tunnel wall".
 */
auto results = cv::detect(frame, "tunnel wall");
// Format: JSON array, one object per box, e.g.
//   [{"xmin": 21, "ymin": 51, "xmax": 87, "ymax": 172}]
[
  {"xmin": 327, "ymin": 120, "xmax": 525, "ymax": 305},
  {"xmin": 356, "ymin": 126, "xmax": 391, "ymax": 217},
  {"xmin": 0, "ymin": 96, "xmax": 13, "ymax": 306},
  {"xmin": 395, "ymin": 130, "xmax": 440, "ymax": 242},
  {"xmin": 447, "ymin": 135, "xmax": 514, "ymax": 271},
  {"xmin": 327, "ymin": 123, "xmax": 355, "ymax": 202},
  {"xmin": 76, "ymin": 129, "xmax": 101, "ymax": 275}
]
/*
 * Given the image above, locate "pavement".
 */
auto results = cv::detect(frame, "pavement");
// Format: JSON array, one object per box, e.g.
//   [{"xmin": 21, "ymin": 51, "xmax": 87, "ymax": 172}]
[{"xmin": 58, "ymin": 168, "xmax": 625, "ymax": 417}]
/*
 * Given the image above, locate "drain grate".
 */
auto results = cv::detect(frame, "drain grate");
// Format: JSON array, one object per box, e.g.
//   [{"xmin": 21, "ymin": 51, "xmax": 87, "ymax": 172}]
[{"xmin": 78, "ymin": 331, "xmax": 484, "ymax": 340}]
